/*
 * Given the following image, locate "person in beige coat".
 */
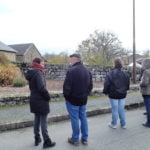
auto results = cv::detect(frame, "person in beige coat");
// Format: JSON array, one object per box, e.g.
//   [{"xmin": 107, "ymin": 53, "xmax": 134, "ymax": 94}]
[{"xmin": 140, "ymin": 58, "xmax": 150, "ymax": 127}]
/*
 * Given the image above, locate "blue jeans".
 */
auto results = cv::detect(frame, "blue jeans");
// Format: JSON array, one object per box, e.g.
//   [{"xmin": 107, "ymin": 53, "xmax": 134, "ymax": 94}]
[
  {"xmin": 143, "ymin": 96, "xmax": 150, "ymax": 124},
  {"xmin": 66, "ymin": 101, "xmax": 88, "ymax": 142},
  {"xmin": 34, "ymin": 114, "xmax": 49, "ymax": 141},
  {"xmin": 109, "ymin": 98, "xmax": 126, "ymax": 126}
]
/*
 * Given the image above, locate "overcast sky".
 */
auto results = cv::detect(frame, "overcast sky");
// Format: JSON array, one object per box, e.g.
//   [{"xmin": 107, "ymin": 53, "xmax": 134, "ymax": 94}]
[{"xmin": 0, "ymin": 0, "xmax": 150, "ymax": 55}]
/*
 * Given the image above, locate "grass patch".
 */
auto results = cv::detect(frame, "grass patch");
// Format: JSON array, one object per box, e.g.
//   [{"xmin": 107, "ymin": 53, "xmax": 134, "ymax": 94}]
[
  {"xmin": 13, "ymin": 78, "xmax": 27, "ymax": 87},
  {"xmin": 0, "ymin": 104, "xmax": 29, "ymax": 109},
  {"xmin": 88, "ymin": 96, "xmax": 101, "ymax": 99},
  {"xmin": 128, "ymin": 90, "xmax": 140, "ymax": 94},
  {"xmin": 0, "ymin": 93, "xmax": 29, "ymax": 98}
]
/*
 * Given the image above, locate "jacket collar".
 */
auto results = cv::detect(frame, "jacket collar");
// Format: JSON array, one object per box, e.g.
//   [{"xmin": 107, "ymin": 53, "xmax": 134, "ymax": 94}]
[{"xmin": 72, "ymin": 61, "xmax": 82, "ymax": 66}]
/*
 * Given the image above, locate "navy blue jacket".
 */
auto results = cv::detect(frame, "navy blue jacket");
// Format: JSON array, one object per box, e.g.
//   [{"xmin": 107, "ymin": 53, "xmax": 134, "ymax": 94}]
[
  {"xmin": 63, "ymin": 62, "xmax": 93, "ymax": 106},
  {"xmin": 103, "ymin": 68, "xmax": 130, "ymax": 99},
  {"xmin": 26, "ymin": 69, "xmax": 50, "ymax": 115}
]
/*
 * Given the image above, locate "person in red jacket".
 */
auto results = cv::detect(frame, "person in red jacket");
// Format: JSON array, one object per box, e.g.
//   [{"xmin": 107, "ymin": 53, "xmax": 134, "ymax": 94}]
[{"xmin": 26, "ymin": 58, "xmax": 56, "ymax": 148}]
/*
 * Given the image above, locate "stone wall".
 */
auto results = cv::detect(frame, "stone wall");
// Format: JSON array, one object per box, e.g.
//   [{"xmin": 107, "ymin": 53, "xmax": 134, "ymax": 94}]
[
  {"xmin": 19, "ymin": 64, "xmax": 141, "ymax": 81},
  {"xmin": 0, "ymin": 93, "xmax": 64, "ymax": 106},
  {"xmin": 18, "ymin": 63, "xmax": 113, "ymax": 81},
  {"xmin": 45, "ymin": 64, "xmax": 112, "ymax": 81},
  {"xmin": 45, "ymin": 64, "xmax": 68, "ymax": 80},
  {"xmin": 0, "ymin": 85, "xmax": 139, "ymax": 106},
  {"xmin": 87, "ymin": 66, "xmax": 111, "ymax": 81}
]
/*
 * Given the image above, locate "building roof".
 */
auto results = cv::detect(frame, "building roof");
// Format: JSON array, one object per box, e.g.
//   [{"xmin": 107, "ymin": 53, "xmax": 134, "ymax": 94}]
[
  {"xmin": 0, "ymin": 41, "xmax": 16, "ymax": 53},
  {"xmin": 9, "ymin": 43, "xmax": 34, "ymax": 55},
  {"xmin": 128, "ymin": 54, "xmax": 144, "ymax": 59}
]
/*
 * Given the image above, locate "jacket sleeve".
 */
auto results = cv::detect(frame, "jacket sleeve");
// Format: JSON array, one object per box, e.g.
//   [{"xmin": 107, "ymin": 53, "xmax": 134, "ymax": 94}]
[
  {"xmin": 140, "ymin": 70, "xmax": 150, "ymax": 87},
  {"xmin": 124, "ymin": 71, "xmax": 130, "ymax": 90},
  {"xmin": 126, "ymin": 74, "xmax": 130, "ymax": 90},
  {"xmin": 103, "ymin": 73, "xmax": 111, "ymax": 95},
  {"xmin": 36, "ymin": 72, "xmax": 50, "ymax": 101},
  {"xmin": 63, "ymin": 70, "xmax": 72, "ymax": 100}
]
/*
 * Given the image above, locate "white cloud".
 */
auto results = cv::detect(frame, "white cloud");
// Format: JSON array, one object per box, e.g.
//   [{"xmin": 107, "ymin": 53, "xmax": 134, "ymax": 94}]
[{"xmin": 0, "ymin": 0, "xmax": 150, "ymax": 55}]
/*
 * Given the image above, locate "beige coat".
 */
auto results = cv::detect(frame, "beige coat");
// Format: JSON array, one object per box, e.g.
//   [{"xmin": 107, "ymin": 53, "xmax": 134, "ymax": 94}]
[{"xmin": 140, "ymin": 58, "xmax": 150, "ymax": 95}]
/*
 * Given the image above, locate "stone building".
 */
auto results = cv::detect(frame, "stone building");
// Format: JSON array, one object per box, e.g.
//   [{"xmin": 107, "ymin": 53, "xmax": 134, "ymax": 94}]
[
  {"xmin": 9, "ymin": 43, "xmax": 42, "ymax": 63},
  {"xmin": 0, "ymin": 41, "xmax": 16, "ymax": 62}
]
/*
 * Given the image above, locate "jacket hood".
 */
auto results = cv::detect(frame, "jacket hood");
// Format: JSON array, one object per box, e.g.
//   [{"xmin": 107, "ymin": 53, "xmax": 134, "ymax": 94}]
[
  {"xmin": 142, "ymin": 58, "xmax": 150, "ymax": 70},
  {"xmin": 25, "ymin": 69, "xmax": 38, "ymax": 81}
]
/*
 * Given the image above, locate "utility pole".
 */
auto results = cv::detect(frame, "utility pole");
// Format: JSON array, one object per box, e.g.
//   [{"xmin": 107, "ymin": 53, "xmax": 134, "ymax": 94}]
[{"xmin": 133, "ymin": 0, "xmax": 136, "ymax": 83}]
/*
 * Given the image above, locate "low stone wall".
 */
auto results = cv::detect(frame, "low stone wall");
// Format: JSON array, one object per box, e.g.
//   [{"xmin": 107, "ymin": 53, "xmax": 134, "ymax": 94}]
[
  {"xmin": 90, "ymin": 85, "xmax": 139, "ymax": 96},
  {"xmin": 0, "ymin": 96, "xmax": 29, "ymax": 106},
  {"xmin": 45, "ymin": 65, "xmax": 141, "ymax": 81},
  {"xmin": 17, "ymin": 63, "xmax": 141, "ymax": 81},
  {"xmin": 45, "ymin": 64, "xmax": 68, "ymax": 80},
  {"xmin": 18, "ymin": 63, "xmax": 117, "ymax": 81},
  {"xmin": 45, "ymin": 65, "xmax": 115, "ymax": 81},
  {"xmin": 0, "ymin": 85, "xmax": 140, "ymax": 106},
  {"xmin": 0, "ymin": 93, "xmax": 64, "ymax": 106}
]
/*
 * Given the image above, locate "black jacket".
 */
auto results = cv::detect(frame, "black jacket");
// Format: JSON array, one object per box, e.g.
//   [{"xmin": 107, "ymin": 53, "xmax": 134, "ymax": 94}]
[
  {"xmin": 63, "ymin": 62, "xmax": 93, "ymax": 106},
  {"xmin": 26, "ymin": 69, "xmax": 50, "ymax": 115},
  {"xmin": 103, "ymin": 68, "xmax": 130, "ymax": 99}
]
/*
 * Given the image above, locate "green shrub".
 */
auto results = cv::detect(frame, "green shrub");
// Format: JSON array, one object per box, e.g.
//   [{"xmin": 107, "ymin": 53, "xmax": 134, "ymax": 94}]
[{"xmin": 13, "ymin": 78, "xmax": 27, "ymax": 87}]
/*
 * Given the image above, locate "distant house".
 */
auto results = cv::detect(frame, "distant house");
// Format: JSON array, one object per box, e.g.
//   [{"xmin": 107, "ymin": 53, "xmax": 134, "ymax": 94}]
[
  {"xmin": 9, "ymin": 43, "xmax": 42, "ymax": 63},
  {"xmin": 122, "ymin": 54, "xmax": 144, "ymax": 65},
  {"xmin": 128, "ymin": 54, "xmax": 144, "ymax": 64},
  {"xmin": 0, "ymin": 41, "xmax": 16, "ymax": 62}
]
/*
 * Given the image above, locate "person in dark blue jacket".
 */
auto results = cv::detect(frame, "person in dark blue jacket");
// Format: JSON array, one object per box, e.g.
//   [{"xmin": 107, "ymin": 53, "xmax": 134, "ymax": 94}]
[
  {"xmin": 26, "ymin": 58, "xmax": 55, "ymax": 148},
  {"xmin": 103, "ymin": 59, "xmax": 130, "ymax": 129},
  {"xmin": 63, "ymin": 54, "xmax": 93, "ymax": 146}
]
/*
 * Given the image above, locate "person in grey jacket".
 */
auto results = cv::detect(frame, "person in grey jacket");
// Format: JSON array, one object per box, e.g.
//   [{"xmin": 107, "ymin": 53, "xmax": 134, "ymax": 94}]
[{"xmin": 140, "ymin": 58, "xmax": 150, "ymax": 127}]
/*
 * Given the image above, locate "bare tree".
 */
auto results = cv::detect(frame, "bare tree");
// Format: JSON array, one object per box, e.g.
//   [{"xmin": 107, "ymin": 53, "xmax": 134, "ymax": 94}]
[{"xmin": 77, "ymin": 30, "xmax": 126, "ymax": 66}]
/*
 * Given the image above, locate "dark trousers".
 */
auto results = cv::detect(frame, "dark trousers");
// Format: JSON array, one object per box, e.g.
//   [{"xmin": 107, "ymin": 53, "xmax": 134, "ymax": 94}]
[
  {"xmin": 144, "ymin": 97, "xmax": 150, "ymax": 124},
  {"xmin": 34, "ymin": 114, "xmax": 49, "ymax": 141}
]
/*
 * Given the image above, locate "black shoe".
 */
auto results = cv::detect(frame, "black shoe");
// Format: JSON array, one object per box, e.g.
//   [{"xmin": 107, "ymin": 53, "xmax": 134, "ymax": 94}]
[
  {"xmin": 68, "ymin": 137, "xmax": 80, "ymax": 146},
  {"xmin": 81, "ymin": 140, "xmax": 88, "ymax": 145},
  {"xmin": 43, "ymin": 138, "xmax": 56, "ymax": 148},
  {"xmin": 35, "ymin": 136, "xmax": 42, "ymax": 146},
  {"xmin": 142, "ymin": 123, "xmax": 150, "ymax": 128}
]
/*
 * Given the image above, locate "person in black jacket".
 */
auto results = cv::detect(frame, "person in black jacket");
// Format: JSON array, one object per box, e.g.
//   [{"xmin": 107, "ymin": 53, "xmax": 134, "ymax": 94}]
[
  {"xmin": 63, "ymin": 54, "xmax": 93, "ymax": 146},
  {"xmin": 103, "ymin": 59, "xmax": 130, "ymax": 129},
  {"xmin": 25, "ymin": 58, "xmax": 55, "ymax": 148}
]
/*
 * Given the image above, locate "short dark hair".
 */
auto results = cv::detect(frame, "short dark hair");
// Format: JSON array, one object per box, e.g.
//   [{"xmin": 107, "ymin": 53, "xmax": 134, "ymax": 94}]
[
  {"xmin": 32, "ymin": 58, "xmax": 41, "ymax": 64},
  {"xmin": 114, "ymin": 59, "xmax": 122, "ymax": 68},
  {"xmin": 69, "ymin": 53, "xmax": 81, "ymax": 59}
]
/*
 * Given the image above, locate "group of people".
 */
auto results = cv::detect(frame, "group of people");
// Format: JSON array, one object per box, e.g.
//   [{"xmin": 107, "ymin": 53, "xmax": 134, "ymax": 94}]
[{"xmin": 25, "ymin": 54, "xmax": 150, "ymax": 148}]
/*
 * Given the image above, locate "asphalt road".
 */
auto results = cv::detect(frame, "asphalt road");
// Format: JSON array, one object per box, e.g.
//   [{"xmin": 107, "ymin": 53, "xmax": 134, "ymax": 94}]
[{"xmin": 0, "ymin": 107, "xmax": 149, "ymax": 150}]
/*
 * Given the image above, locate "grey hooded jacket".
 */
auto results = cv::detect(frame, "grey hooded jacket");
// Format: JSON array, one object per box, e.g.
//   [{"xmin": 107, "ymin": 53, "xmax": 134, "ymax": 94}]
[{"xmin": 140, "ymin": 58, "xmax": 150, "ymax": 95}]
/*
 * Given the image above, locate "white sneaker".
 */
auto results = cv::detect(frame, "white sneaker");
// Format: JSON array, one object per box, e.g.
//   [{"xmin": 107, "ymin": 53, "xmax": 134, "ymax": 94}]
[{"xmin": 108, "ymin": 123, "xmax": 117, "ymax": 129}]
